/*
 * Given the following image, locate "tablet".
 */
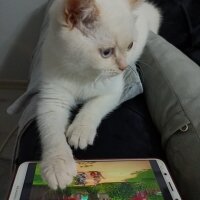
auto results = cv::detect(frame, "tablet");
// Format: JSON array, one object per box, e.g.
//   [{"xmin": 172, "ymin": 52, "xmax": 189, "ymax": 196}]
[{"xmin": 9, "ymin": 159, "xmax": 181, "ymax": 200}]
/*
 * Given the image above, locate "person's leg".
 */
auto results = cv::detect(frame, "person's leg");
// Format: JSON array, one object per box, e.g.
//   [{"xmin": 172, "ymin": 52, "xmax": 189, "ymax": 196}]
[
  {"xmin": 16, "ymin": 94, "xmax": 165, "ymax": 165},
  {"xmin": 16, "ymin": 121, "xmax": 42, "ymax": 165}
]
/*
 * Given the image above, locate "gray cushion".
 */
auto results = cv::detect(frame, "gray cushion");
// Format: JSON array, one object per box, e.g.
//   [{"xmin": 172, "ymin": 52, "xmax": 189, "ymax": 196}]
[{"xmin": 140, "ymin": 32, "xmax": 200, "ymax": 199}]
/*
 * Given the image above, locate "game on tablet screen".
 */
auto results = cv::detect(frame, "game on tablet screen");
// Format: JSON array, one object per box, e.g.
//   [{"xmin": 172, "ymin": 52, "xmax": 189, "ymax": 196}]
[{"xmin": 19, "ymin": 160, "xmax": 173, "ymax": 200}]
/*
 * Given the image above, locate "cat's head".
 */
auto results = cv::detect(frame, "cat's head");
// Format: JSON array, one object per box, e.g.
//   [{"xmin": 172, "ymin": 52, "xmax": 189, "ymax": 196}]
[{"xmin": 50, "ymin": 0, "xmax": 143, "ymax": 78}]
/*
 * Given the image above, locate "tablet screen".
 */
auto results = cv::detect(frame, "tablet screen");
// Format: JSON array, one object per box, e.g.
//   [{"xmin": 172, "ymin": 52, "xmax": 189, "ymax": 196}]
[{"xmin": 20, "ymin": 160, "xmax": 173, "ymax": 200}]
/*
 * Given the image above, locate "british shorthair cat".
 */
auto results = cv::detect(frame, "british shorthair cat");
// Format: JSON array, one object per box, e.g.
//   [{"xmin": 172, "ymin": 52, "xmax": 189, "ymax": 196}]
[{"xmin": 37, "ymin": 0, "xmax": 161, "ymax": 189}]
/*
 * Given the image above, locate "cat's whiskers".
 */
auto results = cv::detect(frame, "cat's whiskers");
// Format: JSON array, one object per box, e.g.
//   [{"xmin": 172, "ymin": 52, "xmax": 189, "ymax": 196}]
[
  {"xmin": 94, "ymin": 72, "xmax": 105, "ymax": 83},
  {"xmin": 126, "ymin": 60, "xmax": 151, "ymax": 83},
  {"xmin": 136, "ymin": 60, "xmax": 151, "ymax": 81},
  {"xmin": 94, "ymin": 69, "xmax": 121, "ymax": 83},
  {"xmin": 137, "ymin": 59, "xmax": 151, "ymax": 68}
]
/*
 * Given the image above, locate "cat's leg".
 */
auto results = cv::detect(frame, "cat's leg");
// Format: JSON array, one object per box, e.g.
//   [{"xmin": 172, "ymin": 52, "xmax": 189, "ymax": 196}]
[
  {"xmin": 65, "ymin": 92, "xmax": 122, "ymax": 150},
  {"xmin": 37, "ymin": 86, "xmax": 76, "ymax": 190}
]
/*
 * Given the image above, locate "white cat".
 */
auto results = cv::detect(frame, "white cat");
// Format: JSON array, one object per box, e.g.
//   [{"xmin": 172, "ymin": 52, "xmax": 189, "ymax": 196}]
[{"xmin": 37, "ymin": 0, "xmax": 161, "ymax": 190}]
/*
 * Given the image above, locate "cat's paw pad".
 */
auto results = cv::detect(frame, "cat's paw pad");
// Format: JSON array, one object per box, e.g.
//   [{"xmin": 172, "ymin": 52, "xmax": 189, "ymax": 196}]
[
  {"xmin": 41, "ymin": 155, "xmax": 77, "ymax": 190},
  {"xmin": 66, "ymin": 124, "xmax": 97, "ymax": 149}
]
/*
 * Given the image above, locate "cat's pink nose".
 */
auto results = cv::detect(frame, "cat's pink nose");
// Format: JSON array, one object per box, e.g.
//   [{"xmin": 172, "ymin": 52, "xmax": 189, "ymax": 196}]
[{"xmin": 117, "ymin": 58, "xmax": 127, "ymax": 71}]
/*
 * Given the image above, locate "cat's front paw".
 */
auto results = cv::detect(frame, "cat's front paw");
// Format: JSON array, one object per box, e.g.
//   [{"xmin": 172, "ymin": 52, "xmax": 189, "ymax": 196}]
[
  {"xmin": 40, "ymin": 155, "xmax": 77, "ymax": 190},
  {"xmin": 66, "ymin": 123, "xmax": 97, "ymax": 149}
]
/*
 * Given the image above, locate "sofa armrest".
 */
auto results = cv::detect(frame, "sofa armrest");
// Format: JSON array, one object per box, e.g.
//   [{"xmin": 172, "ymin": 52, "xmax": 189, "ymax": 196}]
[{"xmin": 140, "ymin": 31, "xmax": 200, "ymax": 199}]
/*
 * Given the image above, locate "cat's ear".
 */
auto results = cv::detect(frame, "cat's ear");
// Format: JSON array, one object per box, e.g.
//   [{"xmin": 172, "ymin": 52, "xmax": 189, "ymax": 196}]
[
  {"xmin": 128, "ymin": 0, "xmax": 144, "ymax": 9},
  {"xmin": 64, "ymin": 0, "xmax": 99, "ymax": 30}
]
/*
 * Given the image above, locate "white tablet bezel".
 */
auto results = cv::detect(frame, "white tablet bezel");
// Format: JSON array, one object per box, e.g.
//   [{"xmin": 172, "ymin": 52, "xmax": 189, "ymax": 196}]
[
  {"xmin": 9, "ymin": 162, "xmax": 29, "ymax": 200},
  {"xmin": 156, "ymin": 159, "xmax": 181, "ymax": 200},
  {"xmin": 9, "ymin": 159, "xmax": 182, "ymax": 200}
]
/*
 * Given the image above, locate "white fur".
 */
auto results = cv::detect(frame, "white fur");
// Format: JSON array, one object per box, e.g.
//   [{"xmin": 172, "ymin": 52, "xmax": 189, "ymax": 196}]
[{"xmin": 37, "ymin": 0, "xmax": 161, "ymax": 189}]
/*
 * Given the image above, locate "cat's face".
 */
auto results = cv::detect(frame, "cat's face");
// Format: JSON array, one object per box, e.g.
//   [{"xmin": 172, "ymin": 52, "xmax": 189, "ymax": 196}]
[{"xmin": 55, "ymin": 0, "xmax": 141, "ymax": 77}]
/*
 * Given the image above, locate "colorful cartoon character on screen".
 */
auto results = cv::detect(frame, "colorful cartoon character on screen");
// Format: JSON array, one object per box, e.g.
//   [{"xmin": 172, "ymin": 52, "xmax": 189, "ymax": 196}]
[
  {"xmin": 130, "ymin": 191, "xmax": 148, "ymax": 200},
  {"xmin": 89, "ymin": 171, "xmax": 105, "ymax": 185},
  {"xmin": 74, "ymin": 172, "xmax": 87, "ymax": 185},
  {"xmin": 97, "ymin": 193, "xmax": 110, "ymax": 200},
  {"xmin": 62, "ymin": 194, "xmax": 84, "ymax": 200},
  {"xmin": 81, "ymin": 194, "xmax": 89, "ymax": 200},
  {"xmin": 62, "ymin": 194, "xmax": 82, "ymax": 200}
]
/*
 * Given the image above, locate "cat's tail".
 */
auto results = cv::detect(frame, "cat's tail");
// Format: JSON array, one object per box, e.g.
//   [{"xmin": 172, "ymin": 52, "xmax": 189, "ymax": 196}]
[{"xmin": 135, "ymin": 1, "xmax": 162, "ymax": 34}]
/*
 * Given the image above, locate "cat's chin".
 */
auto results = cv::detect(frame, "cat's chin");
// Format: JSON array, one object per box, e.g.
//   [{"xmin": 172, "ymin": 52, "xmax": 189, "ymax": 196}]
[{"xmin": 100, "ymin": 70, "xmax": 122, "ymax": 78}]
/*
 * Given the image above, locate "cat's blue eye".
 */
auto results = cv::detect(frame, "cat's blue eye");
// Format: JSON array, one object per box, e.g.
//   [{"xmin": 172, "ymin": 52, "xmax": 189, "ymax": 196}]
[{"xmin": 99, "ymin": 48, "xmax": 114, "ymax": 58}]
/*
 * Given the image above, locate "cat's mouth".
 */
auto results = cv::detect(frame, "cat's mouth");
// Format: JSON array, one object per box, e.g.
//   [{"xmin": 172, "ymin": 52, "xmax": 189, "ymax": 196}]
[
  {"xmin": 95, "ymin": 69, "xmax": 123, "ymax": 81},
  {"xmin": 104, "ymin": 69, "xmax": 122, "ymax": 77}
]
